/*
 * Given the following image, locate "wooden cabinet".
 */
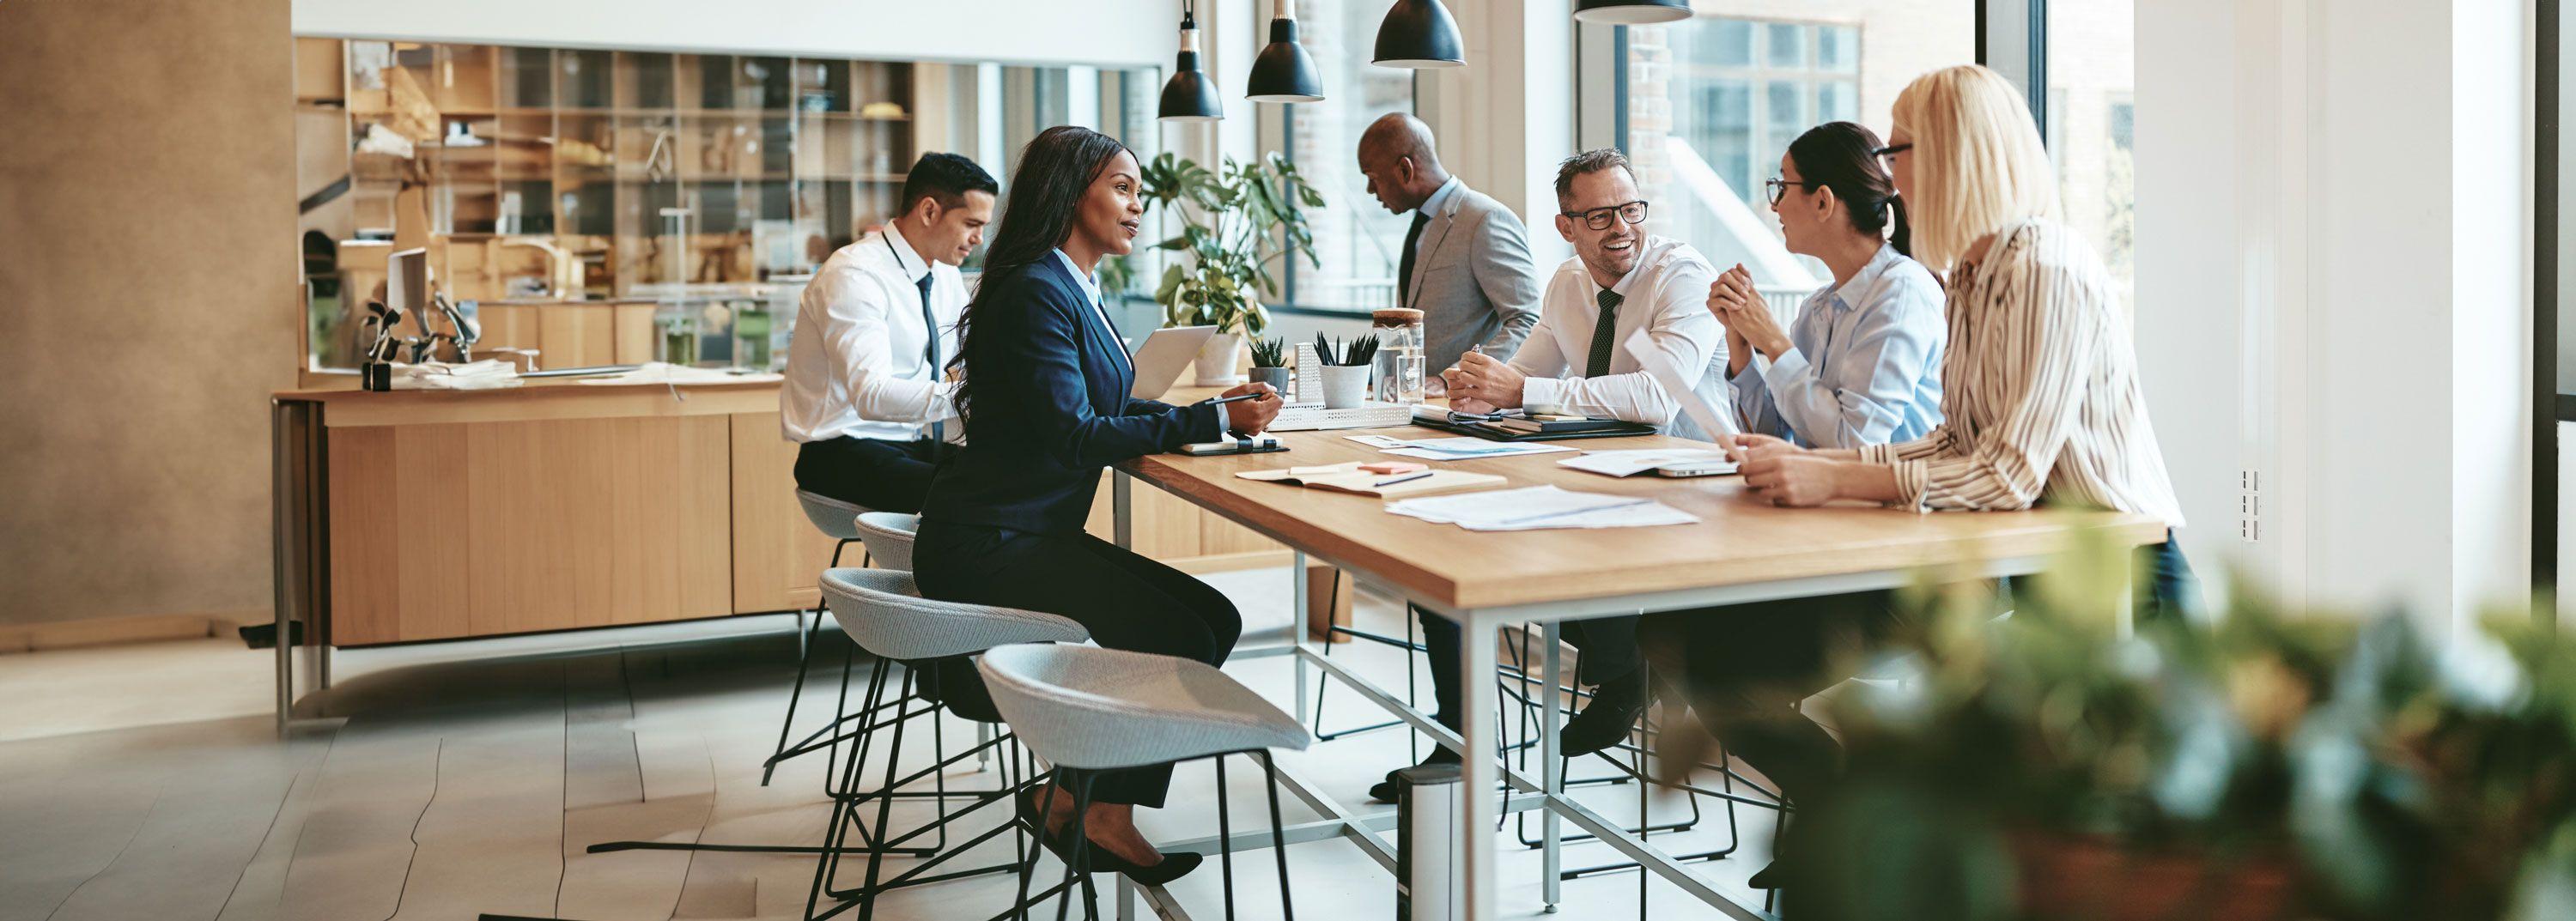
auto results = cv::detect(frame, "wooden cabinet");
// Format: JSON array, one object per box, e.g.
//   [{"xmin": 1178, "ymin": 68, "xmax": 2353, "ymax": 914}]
[
  {"xmin": 290, "ymin": 382, "xmax": 1291, "ymax": 647},
  {"xmin": 471, "ymin": 300, "xmax": 658, "ymax": 368}
]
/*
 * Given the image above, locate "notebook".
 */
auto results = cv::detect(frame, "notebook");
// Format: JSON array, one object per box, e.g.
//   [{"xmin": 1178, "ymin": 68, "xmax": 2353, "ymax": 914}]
[{"xmin": 1236, "ymin": 462, "xmax": 1507, "ymax": 500}]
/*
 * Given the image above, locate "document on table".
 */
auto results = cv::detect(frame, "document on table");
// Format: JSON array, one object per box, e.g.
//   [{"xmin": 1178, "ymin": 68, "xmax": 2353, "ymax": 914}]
[
  {"xmin": 1558, "ymin": 449, "xmax": 1738, "ymax": 477},
  {"xmin": 1342, "ymin": 434, "xmax": 1577, "ymax": 461},
  {"xmin": 1385, "ymin": 485, "xmax": 1698, "ymax": 531},
  {"xmin": 1622, "ymin": 329, "xmax": 1740, "ymax": 439}
]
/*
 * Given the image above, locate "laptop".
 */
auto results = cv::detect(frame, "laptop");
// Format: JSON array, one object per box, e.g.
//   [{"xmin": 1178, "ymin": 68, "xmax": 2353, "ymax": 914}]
[{"xmin": 1128, "ymin": 325, "xmax": 1218, "ymax": 400}]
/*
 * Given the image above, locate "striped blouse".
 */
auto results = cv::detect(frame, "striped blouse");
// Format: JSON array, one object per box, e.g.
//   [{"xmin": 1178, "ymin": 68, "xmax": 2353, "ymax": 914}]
[{"xmin": 1855, "ymin": 220, "xmax": 2186, "ymax": 528}]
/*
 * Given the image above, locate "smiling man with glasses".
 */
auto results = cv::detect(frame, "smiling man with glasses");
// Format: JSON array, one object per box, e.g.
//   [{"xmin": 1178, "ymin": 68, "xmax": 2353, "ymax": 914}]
[{"xmin": 1425, "ymin": 147, "xmax": 1732, "ymax": 766}]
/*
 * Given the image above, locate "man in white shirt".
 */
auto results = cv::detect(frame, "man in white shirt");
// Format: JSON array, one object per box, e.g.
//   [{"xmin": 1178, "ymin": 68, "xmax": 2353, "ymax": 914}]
[
  {"xmin": 1413, "ymin": 149, "xmax": 1724, "ymax": 774},
  {"xmin": 781, "ymin": 153, "xmax": 996, "ymax": 512}
]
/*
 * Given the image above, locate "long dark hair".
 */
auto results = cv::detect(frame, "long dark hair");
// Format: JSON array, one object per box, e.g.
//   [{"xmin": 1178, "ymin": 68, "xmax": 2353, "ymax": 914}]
[
  {"xmin": 948, "ymin": 125, "xmax": 1136, "ymax": 429},
  {"xmin": 1786, "ymin": 121, "xmax": 1911, "ymax": 257}
]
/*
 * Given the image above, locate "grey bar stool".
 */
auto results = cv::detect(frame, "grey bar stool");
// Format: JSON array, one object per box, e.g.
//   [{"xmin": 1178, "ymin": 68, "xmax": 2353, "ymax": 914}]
[
  {"xmin": 806, "ymin": 567, "xmax": 1088, "ymax": 921},
  {"xmin": 977, "ymin": 644, "xmax": 1312, "ymax": 921},
  {"xmin": 766, "ymin": 489, "xmax": 876, "ymax": 785}
]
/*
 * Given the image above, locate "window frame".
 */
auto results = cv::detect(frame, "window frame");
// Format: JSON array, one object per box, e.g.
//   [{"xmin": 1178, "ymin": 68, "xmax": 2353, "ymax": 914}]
[{"xmin": 2537, "ymin": 0, "xmax": 2561, "ymax": 601}]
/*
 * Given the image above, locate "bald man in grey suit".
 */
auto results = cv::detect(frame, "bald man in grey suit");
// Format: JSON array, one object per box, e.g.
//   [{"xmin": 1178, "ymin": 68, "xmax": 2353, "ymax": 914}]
[
  {"xmin": 1358, "ymin": 113, "xmax": 1541, "ymax": 379},
  {"xmin": 1352, "ymin": 113, "xmax": 1546, "ymax": 803}
]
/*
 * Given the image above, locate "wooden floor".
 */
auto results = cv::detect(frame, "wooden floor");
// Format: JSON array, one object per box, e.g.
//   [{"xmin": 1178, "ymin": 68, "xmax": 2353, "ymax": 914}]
[{"xmin": 0, "ymin": 568, "xmax": 1774, "ymax": 921}]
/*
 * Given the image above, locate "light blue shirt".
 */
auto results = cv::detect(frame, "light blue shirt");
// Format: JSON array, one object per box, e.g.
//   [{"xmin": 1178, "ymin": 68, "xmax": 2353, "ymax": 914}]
[
  {"xmin": 1053, "ymin": 248, "xmax": 1129, "ymax": 375},
  {"xmin": 1731, "ymin": 243, "xmax": 1946, "ymax": 449}
]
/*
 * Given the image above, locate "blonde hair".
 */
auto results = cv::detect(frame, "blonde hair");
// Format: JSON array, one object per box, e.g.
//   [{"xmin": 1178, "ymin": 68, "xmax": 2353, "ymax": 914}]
[{"xmin": 1889, "ymin": 64, "xmax": 2059, "ymax": 271}]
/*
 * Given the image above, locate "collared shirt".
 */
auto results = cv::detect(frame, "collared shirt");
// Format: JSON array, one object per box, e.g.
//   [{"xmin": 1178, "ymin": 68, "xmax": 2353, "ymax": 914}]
[
  {"xmin": 1731, "ymin": 243, "xmax": 1947, "ymax": 449},
  {"xmin": 1505, "ymin": 235, "xmax": 1730, "ymax": 441},
  {"xmin": 781, "ymin": 226, "xmax": 964, "ymax": 443},
  {"xmin": 1051, "ymin": 248, "xmax": 1131, "ymax": 375},
  {"xmin": 1856, "ymin": 220, "xmax": 2186, "ymax": 528},
  {"xmin": 1413, "ymin": 175, "xmax": 1464, "ymax": 269}
]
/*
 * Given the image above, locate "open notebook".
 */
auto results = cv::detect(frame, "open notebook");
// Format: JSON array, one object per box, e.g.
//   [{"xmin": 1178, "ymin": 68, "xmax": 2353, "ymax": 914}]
[{"xmin": 1235, "ymin": 462, "xmax": 1506, "ymax": 500}]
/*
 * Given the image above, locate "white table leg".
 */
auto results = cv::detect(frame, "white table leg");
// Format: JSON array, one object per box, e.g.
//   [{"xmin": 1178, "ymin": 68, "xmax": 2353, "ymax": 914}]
[
  {"xmin": 1540, "ymin": 621, "xmax": 1563, "ymax": 912},
  {"xmin": 1459, "ymin": 613, "xmax": 1499, "ymax": 920},
  {"xmin": 1291, "ymin": 550, "xmax": 1310, "ymax": 724}
]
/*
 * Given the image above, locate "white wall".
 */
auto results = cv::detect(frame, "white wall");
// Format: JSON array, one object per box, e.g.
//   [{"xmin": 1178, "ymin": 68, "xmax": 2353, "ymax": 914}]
[
  {"xmin": 2137, "ymin": 0, "xmax": 2535, "ymax": 632},
  {"xmin": 291, "ymin": 0, "xmax": 1170, "ymax": 68}
]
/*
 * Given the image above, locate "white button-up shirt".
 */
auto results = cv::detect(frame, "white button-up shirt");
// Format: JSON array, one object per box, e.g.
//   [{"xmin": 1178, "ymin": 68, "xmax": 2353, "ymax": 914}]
[
  {"xmin": 1509, "ymin": 235, "xmax": 1730, "ymax": 441},
  {"xmin": 781, "ymin": 227, "xmax": 965, "ymax": 443}
]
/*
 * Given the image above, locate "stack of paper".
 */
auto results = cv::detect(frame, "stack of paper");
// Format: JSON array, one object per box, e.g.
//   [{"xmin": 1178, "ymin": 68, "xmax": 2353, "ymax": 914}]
[
  {"xmin": 389, "ymin": 359, "xmax": 522, "ymax": 391},
  {"xmin": 1385, "ymin": 485, "xmax": 1698, "ymax": 531}
]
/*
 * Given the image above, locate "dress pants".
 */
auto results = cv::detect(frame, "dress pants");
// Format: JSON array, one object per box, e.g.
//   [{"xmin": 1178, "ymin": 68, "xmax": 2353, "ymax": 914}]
[
  {"xmin": 912, "ymin": 520, "xmax": 1242, "ymax": 808},
  {"xmin": 793, "ymin": 436, "xmax": 959, "ymax": 514},
  {"xmin": 1415, "ymin": 606, "xmax": 1642, "ymax": 733},
  {"xmin": 1641, "ymin": 534, "xmax": 2199, "ymax": 811}
]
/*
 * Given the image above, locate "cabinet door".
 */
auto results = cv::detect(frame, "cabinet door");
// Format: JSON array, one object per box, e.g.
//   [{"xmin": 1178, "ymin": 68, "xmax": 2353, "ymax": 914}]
[{"xmin": 729, "ymin": 412, "xmax": 848, "ymax": 614}]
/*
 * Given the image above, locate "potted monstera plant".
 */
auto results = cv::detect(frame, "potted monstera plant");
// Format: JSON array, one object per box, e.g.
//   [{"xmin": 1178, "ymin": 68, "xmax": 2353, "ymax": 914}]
[{"xmin": 1139, "ymin": 151, "xmax": 1321, "ymax": 385}]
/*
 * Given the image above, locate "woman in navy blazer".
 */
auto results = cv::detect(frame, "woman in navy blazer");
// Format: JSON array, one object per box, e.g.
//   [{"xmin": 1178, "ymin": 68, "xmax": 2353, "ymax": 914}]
[{"xmin": 914, "ymin": 126, "xmax": 1280, "ymax": 884}]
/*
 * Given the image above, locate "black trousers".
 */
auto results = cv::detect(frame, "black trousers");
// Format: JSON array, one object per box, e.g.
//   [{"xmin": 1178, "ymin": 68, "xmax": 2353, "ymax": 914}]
[
  {"xmin": 793, "ymin": 436, "xmax": 958, "ymax": 514},
  {"xmin": 1641, "ymin": 535, "xmax": 2198, "ymax": 811},
  {"xmin": 1416, "ymin": 607, "xmax": 1641, "ymax": 733},
  {"xmin": 912, "ymin": 521, "xmax": 1242, "ymax": 808}
]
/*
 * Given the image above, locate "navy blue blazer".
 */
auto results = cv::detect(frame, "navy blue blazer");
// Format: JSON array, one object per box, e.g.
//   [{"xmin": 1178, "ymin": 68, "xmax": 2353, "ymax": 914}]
[{"xmin": 919, "ymin": 254, "xmax": 1221, "ymax": 535}]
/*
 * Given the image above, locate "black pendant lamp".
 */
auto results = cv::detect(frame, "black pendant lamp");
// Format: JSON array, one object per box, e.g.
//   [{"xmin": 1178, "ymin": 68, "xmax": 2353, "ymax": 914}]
[
  {"xmin": 1374, "ymin": 0, "xmax": 1465, "ymax": 69},
  {"xmin": 1158, "ymin": 2, "xmax": 1223, "ymax": 122},
  {"xmin": 1572, "ymin": 0, "xmax": 1693, "ymax": 26},
  {"xmin": 1246, "ymin": 0, "xmax": 1324, "ymax": 103}
]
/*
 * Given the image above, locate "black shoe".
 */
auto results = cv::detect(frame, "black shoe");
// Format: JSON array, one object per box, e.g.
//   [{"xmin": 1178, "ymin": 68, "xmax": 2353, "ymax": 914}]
[
  {"xmin": 1366, "ymin": 748, "xmax": 1462, "ymax": 803},
  {"xmin": 1559, "ymin": 670, "xmax": 1649, "ymax": 757},
  {"xmin": 1016, "ymin": 790, "xmax": 1204, "ymax": 885},
  {"xmin": 1746, "ymin": 859, "xmax": 1785, "ymax": 890}
]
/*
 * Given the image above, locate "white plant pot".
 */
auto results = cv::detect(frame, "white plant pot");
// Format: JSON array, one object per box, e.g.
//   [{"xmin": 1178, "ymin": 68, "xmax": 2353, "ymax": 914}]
[
  {"xmin": 1193, "ymin": 331, "xmax": 1244, "ymax": 386},
  {"xmin": 1318, "ymin": 364, "xmax": 1370, "ymax": 409}
]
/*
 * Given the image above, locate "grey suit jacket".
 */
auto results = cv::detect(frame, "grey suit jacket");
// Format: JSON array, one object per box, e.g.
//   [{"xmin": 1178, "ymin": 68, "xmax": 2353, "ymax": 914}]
[{"xmin": 1404, "ymin": 183, "xmax": 1542, "ymax": 376}]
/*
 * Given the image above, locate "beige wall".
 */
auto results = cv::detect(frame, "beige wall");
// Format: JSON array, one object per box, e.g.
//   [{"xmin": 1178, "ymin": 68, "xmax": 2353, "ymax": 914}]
[{"xmin": 0, "ymin": 0, "xmax": 299, "ymax": 626}]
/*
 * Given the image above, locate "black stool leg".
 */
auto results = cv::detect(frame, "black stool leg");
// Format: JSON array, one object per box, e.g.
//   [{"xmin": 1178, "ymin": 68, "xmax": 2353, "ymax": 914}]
[
  {"xmin": 1012, "ymin": 764, "xmax": 1060, "ymax": 921},
  {"xmin": 853, "ymin": 670, "xmax": 917, "ymax": 921},
  {"xmin": 1215, "ymin": 757, "xmax": 1236, "ymax": 921},
  {"xmin": 1258, "ymin": 752, "xmax": 1295, "ymax": 921},
  {"xmin": 765, "ymin": 610, "xmax": 828, "ymax": 785}
]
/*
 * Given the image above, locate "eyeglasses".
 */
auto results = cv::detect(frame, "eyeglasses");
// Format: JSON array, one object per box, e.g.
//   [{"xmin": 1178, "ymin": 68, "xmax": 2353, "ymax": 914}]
[
  {"xmin": 1764, "ymin": 179, "xmax": 1823, "ymax": 205},
  {"xmin": 1561, "ymin": 200, "xmax": 1650, "ymax": 231},
  {"xmin": 1872, "ymin": 142, "xmax": 1913, "ymax": 164}
]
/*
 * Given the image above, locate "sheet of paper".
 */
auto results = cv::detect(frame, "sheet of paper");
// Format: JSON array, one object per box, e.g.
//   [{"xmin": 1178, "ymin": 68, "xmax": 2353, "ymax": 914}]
[
  {"xmin": 1621, "ymin": 329, "xmax": 1739, "ymax": 439},
  {"xmin": 1382, "ymin": 485, "xmax": 1698, "ymax": 530},
  {"xmin": 1557, "ymin": 449, "xmax": 1738, "ymax": 477},
  {"xmin": 1345, "ymin": 434, "xmax": 1413, "ymax": 449},
  {"xmin": 1381, "ymin": 437, "xmax": 1577, "ymax": 460}
]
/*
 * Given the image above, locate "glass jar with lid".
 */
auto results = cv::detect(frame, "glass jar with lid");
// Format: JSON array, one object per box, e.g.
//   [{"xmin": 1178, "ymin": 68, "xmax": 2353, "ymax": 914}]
[{"xmin": 1370, "ymin": 307, "xmax": 1425, "ymax": 404}]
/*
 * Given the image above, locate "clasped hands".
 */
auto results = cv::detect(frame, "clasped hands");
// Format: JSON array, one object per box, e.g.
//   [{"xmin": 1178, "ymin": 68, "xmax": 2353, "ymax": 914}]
[
  {"xmin": 1707, "ymin": 264, "xmax": 1789, "ymax": 364},
  {"xmin": 1721, "ymin": 432, "xmax": 1847, "ymax": 506},
  {"xmin": 1438, "ymin": 348, "xmax": 1525, "ymax": 415}
]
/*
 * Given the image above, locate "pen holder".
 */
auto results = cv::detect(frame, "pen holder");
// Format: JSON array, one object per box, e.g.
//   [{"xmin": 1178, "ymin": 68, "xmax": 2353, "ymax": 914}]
[{"xmin": 1319, "ymin": 364, "xmax": 1369, "ymax": 409}]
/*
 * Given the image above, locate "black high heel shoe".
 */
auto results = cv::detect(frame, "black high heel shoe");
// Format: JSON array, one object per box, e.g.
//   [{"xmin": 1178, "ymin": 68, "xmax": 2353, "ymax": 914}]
[{"xmin": 1016, "ymin": 791, "xmax": 1204, "ymax": 886}]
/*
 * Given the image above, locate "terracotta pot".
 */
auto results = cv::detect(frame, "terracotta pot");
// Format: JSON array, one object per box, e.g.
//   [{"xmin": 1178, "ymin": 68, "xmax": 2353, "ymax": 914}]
[{"xmin": 2011, "ymin": 831, "xmax": 2299, "ymax": 921}]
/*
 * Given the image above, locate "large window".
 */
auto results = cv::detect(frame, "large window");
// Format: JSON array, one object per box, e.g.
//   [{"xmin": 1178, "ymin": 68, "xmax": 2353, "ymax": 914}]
[
  {"xmin": 2049, "ymin": 0, "xmax": 2137, "ymax": 311},
  {"xmin": 1267, "ymin": 0, "xmax": 1416, "ymax": 314},
  {"xmin": 1617, "ymin": 4, "xmax": 1975, "ymax": 310}
]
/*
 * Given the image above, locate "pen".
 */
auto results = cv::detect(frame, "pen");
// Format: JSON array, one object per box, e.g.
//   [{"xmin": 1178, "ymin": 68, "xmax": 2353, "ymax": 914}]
[
  {"xmin": 1207, "ymin": 391, "xmax": 1274, "ymax": 406},
  {"xmin": 1372, "ymin": 470, "xmax": 1435, "ymax": 488}
]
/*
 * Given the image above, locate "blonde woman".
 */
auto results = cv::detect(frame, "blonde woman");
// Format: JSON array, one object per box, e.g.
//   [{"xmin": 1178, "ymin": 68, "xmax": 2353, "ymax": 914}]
[{"xmin": 1639, "ymin": 64, "xmax": 2192, "ymax": 891}]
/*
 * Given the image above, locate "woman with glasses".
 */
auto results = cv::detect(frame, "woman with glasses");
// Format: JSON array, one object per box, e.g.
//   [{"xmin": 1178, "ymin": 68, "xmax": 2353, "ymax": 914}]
[
  {"xmin": 1641, "ymin": 65, "xmax": 2192, "ymax": 894},
  {"xmin": 1708, "ymin": 121, "xmax": 1946, "ymax": 449}
]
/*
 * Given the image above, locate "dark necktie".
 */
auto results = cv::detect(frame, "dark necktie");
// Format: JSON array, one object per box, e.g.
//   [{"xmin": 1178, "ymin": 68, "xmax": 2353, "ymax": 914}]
[
  {"xmin": 916, "ymin": 271, "xmax": 944, "ymax": 444},
  {"xmin": 1396, "ymin": 210, "xmax": 1430, "ymax": 309},
  {"xmin": 1585, "ymin": 288, "xmax": 1623, "ymax": 378}
]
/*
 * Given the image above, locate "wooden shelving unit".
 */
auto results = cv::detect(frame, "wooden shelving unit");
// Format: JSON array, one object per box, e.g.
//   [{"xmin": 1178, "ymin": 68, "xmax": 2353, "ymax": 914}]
[{"xmin": 304, "ymin": 39, "xmax": 920, "ymax": 304}]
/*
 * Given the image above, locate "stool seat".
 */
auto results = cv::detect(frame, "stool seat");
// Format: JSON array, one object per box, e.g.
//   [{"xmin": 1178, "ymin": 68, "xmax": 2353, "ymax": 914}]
[
  {"xmin": 795, "ymin": 490, "xmax": 870, "ymax": 541},
  {"xmin": 820, "ymin": 568, "xmax": 1085, "ymax": 662},
  {"xmin": 977, "ymin": 644, "xmax": 1310, "ymax": 772},
  {"xmin": 853, "ymin": 512, "xmax": 920, "ymax": 572}
]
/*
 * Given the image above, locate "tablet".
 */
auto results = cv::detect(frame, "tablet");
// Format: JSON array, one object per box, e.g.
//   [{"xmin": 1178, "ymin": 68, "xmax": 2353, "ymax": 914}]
[{"xmin": 1129, "ymin": 325, "xmax": 1218, "ymax": 400}]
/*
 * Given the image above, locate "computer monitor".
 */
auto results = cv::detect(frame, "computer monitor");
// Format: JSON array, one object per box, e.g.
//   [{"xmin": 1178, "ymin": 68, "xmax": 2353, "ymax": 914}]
[{"xmin": 387, "ymin": 247, "xmax": 428, "ymax": 336}]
